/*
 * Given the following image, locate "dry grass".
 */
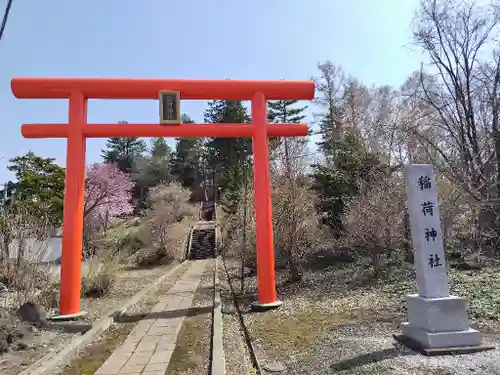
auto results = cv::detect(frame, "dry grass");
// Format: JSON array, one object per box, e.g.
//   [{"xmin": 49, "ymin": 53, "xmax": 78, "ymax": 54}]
[
  {"xmin": 59, "ymin": 324, "xmax": 133, "ymax": 375},
  {"xmin": 248, "ymin": 305, "xmax": 398, "ymax": 357},
  {"xmin": 133, "ymin": 218, "xmax": 194, "ymax": 268},
  {"xmin": 82, "ymin": 251, "xmax": 119, "ymax": 298},
  {"xmin": 0, "ymin": 260, "xmax": 59, "ymax": 313},
  {"xmin": 96, "ymin": 217, "xmax": 146, "ymax": 261},
  {"xmin": 0, "ymin": 208, "xmax": 60, "ymax": 313}
]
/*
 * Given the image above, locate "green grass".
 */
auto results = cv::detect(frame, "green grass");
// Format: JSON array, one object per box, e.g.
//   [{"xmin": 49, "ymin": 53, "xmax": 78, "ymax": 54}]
[
  {"xmin": 351, "ymin": 257, "xmax": 500, "ymax": 321},
  {"xmin": 249, "ymin": 308, "xmax": 359, "ymax": 354},
  {"xmin": 449, "ymin": 267, "xmax": 500, "ymax": 320}
]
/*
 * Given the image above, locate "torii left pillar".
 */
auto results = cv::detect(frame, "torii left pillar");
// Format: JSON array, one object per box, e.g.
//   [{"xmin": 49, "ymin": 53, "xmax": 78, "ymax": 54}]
[{"xmin": 59, "ymin": 92, "xmax": 88, "ymax": 318}]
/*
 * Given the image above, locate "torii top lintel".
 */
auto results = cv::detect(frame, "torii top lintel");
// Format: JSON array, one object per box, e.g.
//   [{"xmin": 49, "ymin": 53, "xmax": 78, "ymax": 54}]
[{"xmin": 11, "ymin": 77, "xmax": 315, "ymax": 101}]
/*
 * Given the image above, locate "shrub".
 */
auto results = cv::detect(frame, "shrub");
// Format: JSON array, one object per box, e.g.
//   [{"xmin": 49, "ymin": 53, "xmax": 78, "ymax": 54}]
[
  {"xmin": 0, "ymin": 203, "xmax": 59, "ymax": 310},
  {"xmin": 339, "ymin": 175, "xmax": 406, "ymax": 276},
  {"xmin": 81, "ymin": 254, "xmax": 118, "ymax": 298},
  {"xmin": 135, "ymin": 183, "xmax": 197, "ymax": 266},
  {"xmin": 224, "ymin": 169, "xmax": 322, "ymax": 282}
]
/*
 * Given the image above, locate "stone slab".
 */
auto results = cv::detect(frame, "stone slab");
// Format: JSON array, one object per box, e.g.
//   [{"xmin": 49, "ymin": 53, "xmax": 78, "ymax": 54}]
[
  {"xmin": 261, "ymin": 359, "xmax": 287, "ymax": 372},
  {"xmin": 407, "ymin": 294, "xmax": 470, "ymax": 332},
  {"xmin": 250, "ymin": 300, "xmax": 283, "ymax": 311},
  {"xmin": 394, "ymin": 334, "xmax": 495, "ymax": 356},
  {"xmin": 402, "ymin": 322, "xmax": 482, "ymax": 349},
  {"xmin": 48, "ymin": 310, "xmax": 88, "ymax": 321}
]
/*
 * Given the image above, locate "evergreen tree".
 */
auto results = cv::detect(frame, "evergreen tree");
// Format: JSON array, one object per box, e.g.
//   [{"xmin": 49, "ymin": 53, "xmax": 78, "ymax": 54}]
[
  {"xmin": 317, "ymin": 112, "xmax": 343, "ymax": 155},
  {"xmin": 267, "ymin": 100, "xmax": 307, "ymax": 124},
  {"xmin": 220, "ymin": 167, "xmax": 245, "ymax": 215},
  {"xmin": 147, "ymin": 137, "xmax": 173, "ymax": 185},
  {"xmin": 267, "ymin": 100, "xmax": 309, "ymax": 174},
  {"xmin": 172, "ymin": 114, "xmax": 204, "ymax": 189},
  {"xmin": 204, "ymin": 100, "xmax": 251, "ymax": 172},
  {"xmin": 312, "ymin": 130, "xmax": 382, "ymax": 233},
  {"xmin": 150, "ymin": 137, "xmax": 170, "ymax": 158},
  {"xmin": 0, "ymin": 180, "xmax": 17, "ymax": 216},
  {"xmin": 313, "ymin": 60, "xmax": 345, "ymax": 152},
  {"xmin": 101, "ymin": 121, "xmax": 147, "ymax": 173},
  {"xmin": 133, "ymin": 138, "xmax": 174, "ymax": 187},
  {"xmin": 203, "ymin": 100, "xmax": 251, "ymax": 213},
  {"xmin": 6, "ymin": 151, "xmax": 66, "ymax": 226}
]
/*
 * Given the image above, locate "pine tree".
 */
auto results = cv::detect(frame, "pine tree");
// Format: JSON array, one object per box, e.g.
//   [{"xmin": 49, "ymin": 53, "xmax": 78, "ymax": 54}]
[
  {"xmin": 135, "ymin": 138, "xmax": 173, "ymax": 186},
  {"xmin": 267, "ymin": 100, "xmax": 307, "ymax": 123},
  {"xmin": 312, "ymin": 130, "xmax": 382, "ymax": 233},
  {"xmin": 267, "ymin": 100, "xmax": 308, "ymax": 175},
  {"xmin": 150, "ymin": 137, "xmax": 170, "ymax": 158},
  {"xmin": 6, "ymin": 151, "xmax": 66, "ymax": 226},
  {"xmin": 204, "ymin": 100, "xmax": 251, "ymax": 171},
  {"xmin": 312, "ymin": 61, "xmax": 345, "ymax": 154},
  {"xmin": 101, "ymin": 121, "xmax": 147, "ymax": 173},
  {"xmin": 317, "ymin": 112, "xmax": 343, "ymax": 155},
  {"xmin": 172, "ymin": 114, "xmax": 204, "ymax": 189},
  {"xmin": 203, "ymin": 100, "xmax": 251, "ymax": 213}
]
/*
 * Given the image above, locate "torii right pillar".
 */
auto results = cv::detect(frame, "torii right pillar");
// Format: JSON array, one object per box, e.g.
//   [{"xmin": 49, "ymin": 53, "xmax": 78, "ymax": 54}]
[{"xmin": 250, "ymin": 91, "xmax": 281, "ymax": 309}]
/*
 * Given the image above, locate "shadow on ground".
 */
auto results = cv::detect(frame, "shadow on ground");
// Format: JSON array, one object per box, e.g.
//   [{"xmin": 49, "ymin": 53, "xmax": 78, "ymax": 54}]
[
  {"xmin": 229, "ymin": 250, "xmax": 416, "ymax": 305},
  {"xmin": 121, "ymin": 260, "xmax": 177, "ymax": 272},
  {"xmin": 115, "ymin": 306, "xmax": 212, "ymax": 323},
  {"xmin": 330, "ymin": 346, "xmax": 415, "ymax": 372}
]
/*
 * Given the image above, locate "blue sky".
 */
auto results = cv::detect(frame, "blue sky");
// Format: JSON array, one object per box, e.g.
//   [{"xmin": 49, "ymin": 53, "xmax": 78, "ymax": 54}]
[{"xmin": 0, "ymin": 0, "xmax": 421, "ymax": 182}]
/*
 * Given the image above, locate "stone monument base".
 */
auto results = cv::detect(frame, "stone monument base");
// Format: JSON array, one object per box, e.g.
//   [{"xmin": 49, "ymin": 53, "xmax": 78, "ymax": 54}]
[
  {"xmin": 395, "ymin": 294, "xmax": 495, "ymax": 355},
  {"xmin": 393, "ymin": 331, "xmax": 495, "ymax": 356}
]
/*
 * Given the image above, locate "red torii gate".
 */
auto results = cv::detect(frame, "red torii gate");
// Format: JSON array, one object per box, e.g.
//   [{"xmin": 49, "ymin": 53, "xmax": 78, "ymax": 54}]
[{"xmin": 11, "ymin": 77, "xmax": 314, "ymax": 317}]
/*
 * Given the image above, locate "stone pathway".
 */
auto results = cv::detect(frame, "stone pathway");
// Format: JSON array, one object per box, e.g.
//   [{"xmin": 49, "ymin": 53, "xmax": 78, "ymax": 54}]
[{"xmin": 94, "ymin": 260, "xmax": 208, "ymax": 375}]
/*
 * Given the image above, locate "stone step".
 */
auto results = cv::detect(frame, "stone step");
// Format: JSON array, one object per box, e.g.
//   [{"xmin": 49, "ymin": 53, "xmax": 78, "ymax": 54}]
[{"xmin": 188, "ymin": 226, "xmax": 215, "ymax": 260}]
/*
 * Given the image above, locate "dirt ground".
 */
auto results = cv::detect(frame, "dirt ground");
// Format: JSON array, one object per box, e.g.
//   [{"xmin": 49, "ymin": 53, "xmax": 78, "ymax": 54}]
[
  {"xmin": 219, "ymin": 261, "xmax": 255, "ymax": 375},
  {"xmin": 224, "ymin": 255, "xmax": 500, "ymax": 375},
  {"xmin": 0, "ymin": 261, "xmax": 180, "ymax": 375}
]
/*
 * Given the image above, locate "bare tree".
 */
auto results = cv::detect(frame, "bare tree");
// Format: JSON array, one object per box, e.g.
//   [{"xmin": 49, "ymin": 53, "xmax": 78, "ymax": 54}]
[
  {"xmin": 412, "ymin": 0, "xmax": 500, "ymax": 194},
  {"xmin": 411, "ymin": 0, "xmax": 500, "ymax": 254},
  {"xmin": 312, "ymin": 61, "xmax": 345, "ymax": 144},
  {"xmin": 341, "ymin": 79, "xmax": 410, "ymax": 170}
]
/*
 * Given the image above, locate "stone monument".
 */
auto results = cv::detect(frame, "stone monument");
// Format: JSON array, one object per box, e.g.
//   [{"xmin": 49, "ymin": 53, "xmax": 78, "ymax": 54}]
[{"xmin": 395, "ymin": 164, "xmax": 494, "ymax": 355}]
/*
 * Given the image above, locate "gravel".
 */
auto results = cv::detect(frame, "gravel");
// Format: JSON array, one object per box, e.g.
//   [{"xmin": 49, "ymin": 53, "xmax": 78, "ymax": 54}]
[
  {"xmin": 0, "ymin": 324, "xmax": 76, "ymax": 375},
  {"xmin": 223, "ymin": 257, "xmax": 500, "ymax": 375},
  {"xmin": 219, "ymin": 259, "xmax": 255, "ymax": 375},
  {"xmin": 303, "ymin": 321, "xmax": 500, "ymax": 375}
]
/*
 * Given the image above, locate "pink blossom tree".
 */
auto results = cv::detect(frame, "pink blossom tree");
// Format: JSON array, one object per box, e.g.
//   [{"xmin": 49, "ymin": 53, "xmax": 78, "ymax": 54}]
[{"xmin": 84, "ymin": 163, "xmax": 134, "ymax": 232}]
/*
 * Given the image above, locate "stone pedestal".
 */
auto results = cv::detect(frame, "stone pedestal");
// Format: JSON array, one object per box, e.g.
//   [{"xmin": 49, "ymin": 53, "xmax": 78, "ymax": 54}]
[{"xmin": 401, "ymin": 294, "xmax": 482, "ymax": 349}]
